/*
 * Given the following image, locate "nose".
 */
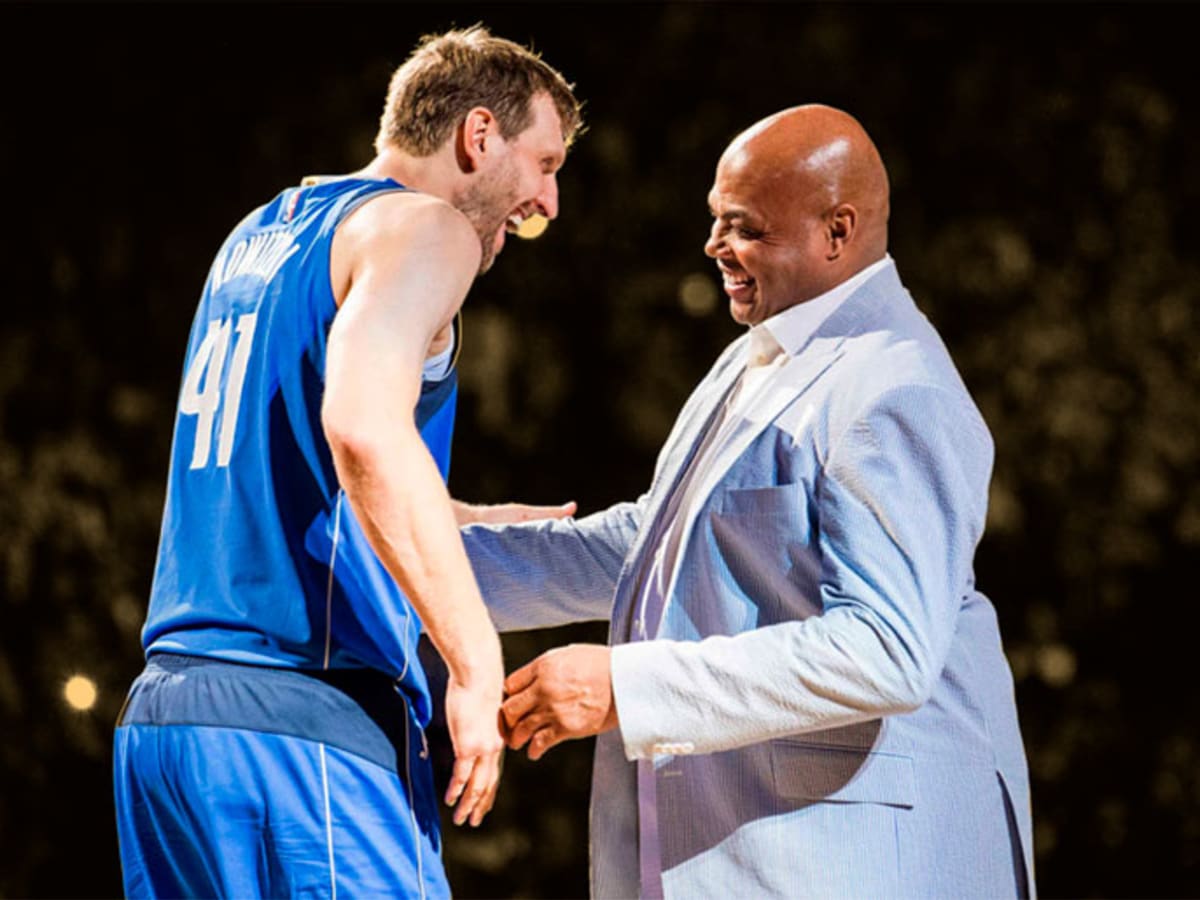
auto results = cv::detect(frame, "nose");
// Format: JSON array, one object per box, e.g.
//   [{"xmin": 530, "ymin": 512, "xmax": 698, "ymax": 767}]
[
  {"xmin": 536, "ymin": 174, "xmax": 559, "ymax": 220},
  {"xmin": 704, "ymin": 219, "xmax": 724, "ymax": 258}
]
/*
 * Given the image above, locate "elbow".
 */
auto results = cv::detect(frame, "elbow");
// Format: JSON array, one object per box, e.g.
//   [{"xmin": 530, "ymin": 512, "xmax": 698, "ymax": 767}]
[
  {"xmin": 877, "ymin": 647, "xmax": 937, "ymax": 713},
  {"xmin": 847, "ymin": 609, "xmax": 941, "ymax": 714},
  {"xmin": 887, "ymin": 673, "xmax": 933, "ymax": 715},
  {"xmin": 323, "ymin": 409, "xmax": 394, "ymax": 486},
  {"xmin": 324, "ymin": 414, "xmax": 366, "ymax": 470},
  {"xmin": 843, "ymin": 617, "xmax": 938, "ymax": 714}
]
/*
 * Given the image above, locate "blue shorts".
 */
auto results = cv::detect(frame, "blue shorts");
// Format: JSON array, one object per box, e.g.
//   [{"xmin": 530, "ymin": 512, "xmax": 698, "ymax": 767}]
[{"xmin": 113, "ymin": 654, "xmax": 449, "ymax": 899}]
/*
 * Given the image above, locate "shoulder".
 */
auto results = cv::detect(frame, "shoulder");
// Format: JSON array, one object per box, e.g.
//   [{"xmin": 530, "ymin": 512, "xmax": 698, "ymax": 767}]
[
  {"xmin": 828, "ymin": 279, "xmax": 969, "ymax": 402},
  {"xmin": 816, "ymin": 305, "xmax": 987, "ymax": 435},
  {"xmin": 823, "ymin": 351, "xmax": 992, "ymax": 474},
  {"xmin": 330, "ymin": 190, "xmax": 481, "ymax": 304},
  {"xmin": 340, "ymin": 190, "xmax": 479, "ymax": 261}
]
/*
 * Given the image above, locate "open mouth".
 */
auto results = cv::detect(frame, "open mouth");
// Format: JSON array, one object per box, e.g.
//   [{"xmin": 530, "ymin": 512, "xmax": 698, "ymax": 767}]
[
  {"xmin": 720, "ymin": 266, "xmax": 756, "ymax": 299},
  {"xmin": 506, "ymin": 210, "xmax": 529, "ymax": 234}
]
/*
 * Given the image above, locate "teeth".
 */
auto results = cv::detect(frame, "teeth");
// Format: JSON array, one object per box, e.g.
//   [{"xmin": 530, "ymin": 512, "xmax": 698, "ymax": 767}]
[
  {"xmin": 507, "ymin": 212, "xmax": 527, "ymax": 232},
  {"xmin": 719, "ymin": 266, "xmax": 752, "ymax": 286}
]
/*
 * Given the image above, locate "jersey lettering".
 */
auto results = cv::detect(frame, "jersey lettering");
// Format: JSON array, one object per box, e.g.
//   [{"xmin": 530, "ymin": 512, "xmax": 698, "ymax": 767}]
[
  {"xmin": 179, "ymin": 313, "xmax": 258, "ymax": 469},
  {"xmin": 211, "ymin": 231, "xmax": 299, "ymax": 290}
]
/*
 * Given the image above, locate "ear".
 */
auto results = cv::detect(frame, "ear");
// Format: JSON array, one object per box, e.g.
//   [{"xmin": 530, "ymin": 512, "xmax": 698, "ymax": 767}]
[
  {"xmin": 826, "ymin": 203, "xmax": 857, "ymax": 261},
  {"xmin": 458, "ymin": 106, "xmax": 500, "ymax": 174}
]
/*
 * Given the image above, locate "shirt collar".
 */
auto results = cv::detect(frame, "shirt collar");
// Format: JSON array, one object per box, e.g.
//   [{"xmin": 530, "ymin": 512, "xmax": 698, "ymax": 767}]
[{"xmin": 748, "ymin": 254, "xmax": 894, "ymax": 363}]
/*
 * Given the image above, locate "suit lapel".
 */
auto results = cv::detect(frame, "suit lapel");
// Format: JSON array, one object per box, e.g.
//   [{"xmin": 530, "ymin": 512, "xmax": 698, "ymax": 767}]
[
  {"xmin": 610, "ymin": 343, "xmax": 747, "ymax": 644},
  {"xmin": 648, "ymin": 333, "xmax": 846, "ymax": 637}
]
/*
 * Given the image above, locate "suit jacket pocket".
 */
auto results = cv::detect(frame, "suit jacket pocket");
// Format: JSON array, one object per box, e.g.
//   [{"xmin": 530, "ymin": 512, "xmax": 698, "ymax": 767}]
[
  {"xmin": 717, "ymin": 482, "xmax": 808, "ymax": 519},
  {"xmin": 770, "ymin": 740, "xmax": 916, "ymax": 809}
]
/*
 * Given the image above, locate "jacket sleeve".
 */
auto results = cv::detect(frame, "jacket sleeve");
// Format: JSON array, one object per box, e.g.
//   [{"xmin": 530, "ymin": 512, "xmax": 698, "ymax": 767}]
[
  {"xmin": 462, "ymin": 497, "xmax": 647, "ymax": 632},
  {"xmin": 611, "ymin": 382, "xmax": 994, "ymax": 758}
]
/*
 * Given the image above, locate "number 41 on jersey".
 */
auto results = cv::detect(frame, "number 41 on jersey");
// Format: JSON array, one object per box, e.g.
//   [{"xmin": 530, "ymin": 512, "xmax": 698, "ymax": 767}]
[{"xmin": 179, "ymin": 313, "xmax": 258, "ymax": 469}]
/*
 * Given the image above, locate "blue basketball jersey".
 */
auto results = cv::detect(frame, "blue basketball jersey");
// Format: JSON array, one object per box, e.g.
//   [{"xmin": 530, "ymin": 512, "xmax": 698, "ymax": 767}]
[{"xmin": 142, "ymin": 177, "xmax": 457, "ymax": 726}]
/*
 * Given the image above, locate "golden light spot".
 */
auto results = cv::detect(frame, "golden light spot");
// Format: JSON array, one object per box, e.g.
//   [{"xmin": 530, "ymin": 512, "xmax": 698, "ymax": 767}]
[
  {"xmin": 516, "ymin": 214, "xmax": 549, "ymax": 240},
  {"xmin": 1036, "ymin": 644, "xmax": 1077, "ymax": 688},
  {"xmin": 64, "ymin": 675, "xmax": 98, "ymax": 711},
  {"xmin": 678, "ymin": 273, "xmax": 718, "ymax": 317}
]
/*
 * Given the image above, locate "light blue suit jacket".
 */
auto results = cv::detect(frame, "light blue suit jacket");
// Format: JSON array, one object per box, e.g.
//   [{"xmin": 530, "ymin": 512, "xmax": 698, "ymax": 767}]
[{"xmin": 464, "ymin": 264, "xmax": 1035, "ymax": 898}]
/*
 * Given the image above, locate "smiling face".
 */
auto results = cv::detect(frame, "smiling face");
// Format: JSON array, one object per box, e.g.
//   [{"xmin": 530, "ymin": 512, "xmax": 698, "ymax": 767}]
[
  {"xmin": 703, "ymin": 146, "xmax": 835, "ymax": 327},
  {"xmin": 703, "ymin": 105, "xmax": 891, "ymax": 327},
  {"xmin": 455, "ymin": 92, "xmax": 566, "ymax": 273}
]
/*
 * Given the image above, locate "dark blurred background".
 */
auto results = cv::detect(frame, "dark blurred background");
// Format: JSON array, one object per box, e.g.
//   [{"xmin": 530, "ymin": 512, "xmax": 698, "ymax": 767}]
[{"xmin": 3, "ymin": 2, "xmax": 1198, "ymax": 897}]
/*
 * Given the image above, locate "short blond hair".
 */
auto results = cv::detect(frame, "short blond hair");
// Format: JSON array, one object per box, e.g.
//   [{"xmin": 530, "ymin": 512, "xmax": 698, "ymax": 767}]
[{"xmin": 375, "ymin": 25, "xmax": 583, "ymax": 156}]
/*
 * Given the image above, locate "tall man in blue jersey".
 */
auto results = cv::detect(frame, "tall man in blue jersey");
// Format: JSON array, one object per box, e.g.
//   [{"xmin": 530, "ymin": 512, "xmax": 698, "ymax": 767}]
[{"xmin": 113, "ymin": 27, "xmax": 582, "ymax": 899}]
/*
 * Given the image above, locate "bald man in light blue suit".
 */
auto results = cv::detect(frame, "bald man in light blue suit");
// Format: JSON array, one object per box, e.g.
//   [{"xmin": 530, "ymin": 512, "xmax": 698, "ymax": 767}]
[{"xmin": 464, "ymin": 105, "xmax": 1035, "ymax": 898}]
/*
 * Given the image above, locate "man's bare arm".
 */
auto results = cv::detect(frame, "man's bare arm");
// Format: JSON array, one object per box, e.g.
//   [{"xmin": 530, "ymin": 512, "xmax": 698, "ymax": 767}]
[{"xmin": 323, "ymin": 194, "xmax": 503, "ymax": 827}]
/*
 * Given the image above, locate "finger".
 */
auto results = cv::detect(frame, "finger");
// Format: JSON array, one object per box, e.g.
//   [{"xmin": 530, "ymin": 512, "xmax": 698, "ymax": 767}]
[
  {"xmin": 531, "ymin": 501, "xmax": 577, "ymax": 521},
  {"xmin": 506, "ymin": 708, "xmax": 548, "ymax": 750},
  {"xmin": 444, "ymin": 754, "xmax": 476, "ymax": 808},
  {"xmin": 503, "ymin": 661, "xmax": 537, "ymax": 696},
  {"xmin": 449, "ymin": 499, "xmax": 475, "ymax": 526},
  {"xmin": 452, "ymin": 756, "xmax": 482, "ymax": 826},
  {"xmin": 468, "ymin": 752, "xmax": 502, "ymax": 827},
  {"xmin": 502, "ymin": 696, "xmax": 549, "ymax": 748},
  {"xmin": 527, "ymin": 726, "xmax": 561, "ymax": 762},
  {"xmin": 500, "ymin": 685, "xmax": 539, "ymax": 730},
  {"xmin": 455, "ymin": 750, "xmax": 499, "ymax": 827}
]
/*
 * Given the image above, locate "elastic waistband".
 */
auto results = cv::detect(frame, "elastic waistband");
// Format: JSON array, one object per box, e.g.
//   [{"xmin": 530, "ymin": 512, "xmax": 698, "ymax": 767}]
[{"xmin": 118, "ymin": 653, "xmax": 417, "ymax": 776}]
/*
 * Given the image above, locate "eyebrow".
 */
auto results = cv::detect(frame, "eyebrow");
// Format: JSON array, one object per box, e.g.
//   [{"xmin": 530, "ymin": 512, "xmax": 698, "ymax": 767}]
[{"xmin": 708, "ymin": 197, "xmax": 753, "ymax": 222}]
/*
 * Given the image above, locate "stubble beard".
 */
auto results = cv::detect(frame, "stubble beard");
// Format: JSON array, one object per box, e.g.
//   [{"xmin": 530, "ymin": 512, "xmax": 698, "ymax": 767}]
[{"xmin": 453, "ymin": 158, "xmax": 519, "ymax": 275}]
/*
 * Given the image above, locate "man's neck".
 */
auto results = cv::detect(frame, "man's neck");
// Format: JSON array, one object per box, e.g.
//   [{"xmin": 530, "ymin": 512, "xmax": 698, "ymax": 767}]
[{"xmin": 355, "ymin": 145, "xmax": 461, "ymax": 204}]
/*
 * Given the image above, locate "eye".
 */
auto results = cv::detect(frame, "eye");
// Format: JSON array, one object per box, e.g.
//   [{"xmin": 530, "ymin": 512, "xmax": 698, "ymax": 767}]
[{"xmin": 735, "ymin": 225, "xmax": 763, "ymax": 240}]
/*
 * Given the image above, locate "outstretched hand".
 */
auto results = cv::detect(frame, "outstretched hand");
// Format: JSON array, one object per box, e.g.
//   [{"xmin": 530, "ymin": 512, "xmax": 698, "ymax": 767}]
[
  {"xmin": 502, "ymin": 644, "xmax": 619, "ymax": 761},
  {"xmin": 442, "ymin": 673, "xmax": 506, "ymax": 827},
  {"xmin": 452, "ymin": 499, "xmax": 577, "ymax": 526}
]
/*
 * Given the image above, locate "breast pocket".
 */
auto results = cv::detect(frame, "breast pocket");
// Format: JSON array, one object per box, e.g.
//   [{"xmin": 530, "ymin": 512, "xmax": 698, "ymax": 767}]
[
  {"xmin": 770, "ymin": 740, "xmax": 916, "ymax": 809},
  {"xmin": 707, "ymin": 483, "xmax": 821, "ymax": 623},
  {"xmin": 716, "ymin": 483, "xmax": 808, "ymax": 520}
]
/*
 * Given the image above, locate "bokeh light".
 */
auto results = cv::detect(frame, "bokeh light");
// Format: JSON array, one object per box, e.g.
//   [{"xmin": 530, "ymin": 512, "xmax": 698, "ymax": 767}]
[
  {"xmin": 63, "ymin": 675, "xmax": 97, "ymax": 712},
  {"xmin": 678, "ymin": 272, "xmax": 718, "ymax": 317},
  {"xmin": 515, "ymin": 214, "xmax": 549, "ymax": 240},
  {"xmin": 1036, "ymin": 644, "xmax": 1078, "ymax": 688}
]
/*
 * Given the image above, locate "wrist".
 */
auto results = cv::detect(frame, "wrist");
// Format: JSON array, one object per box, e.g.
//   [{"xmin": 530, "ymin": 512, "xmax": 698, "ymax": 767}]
[{"xmin": 446, "ymin": 632, "xmax": 504, "ymax": 688}]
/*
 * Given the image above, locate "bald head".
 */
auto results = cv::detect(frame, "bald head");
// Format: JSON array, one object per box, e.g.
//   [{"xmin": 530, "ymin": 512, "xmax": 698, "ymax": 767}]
[
  {"xmin": 726, "ymin": 105, "xmax": 890, "ymax": 260},
  {"xmin": 706, "ymin": 104, "xmax": 891, "ymax": 324}
]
